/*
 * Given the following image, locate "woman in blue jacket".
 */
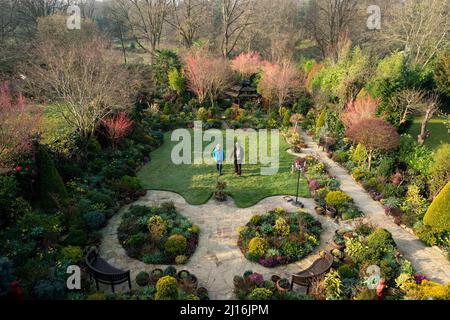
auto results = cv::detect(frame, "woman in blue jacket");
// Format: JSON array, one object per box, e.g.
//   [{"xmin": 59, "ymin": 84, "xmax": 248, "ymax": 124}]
[{"xmin": 212, "ymin": 144, "xmax": 225, "ymax": 176}]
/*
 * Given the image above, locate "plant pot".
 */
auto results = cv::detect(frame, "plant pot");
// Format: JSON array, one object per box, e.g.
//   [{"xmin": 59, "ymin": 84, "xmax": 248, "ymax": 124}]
[
  {"xmin": 181, "ymin": 275, "xmax": 198, "ymax": 294},
  {"xmin": 332, "ymin": 240, "xmax": 346, "ymax": 250},
  {"xmin": 150, "ymin": 268, "xmax": 163, "ymax": 284},
  {"xmin": 271, "ymin": 275, "xmax": 281, "ymax": 283},
  {"xmin": 196, "ymin": 287, "xmax": 209, "ymax": 299},
  {"xmin": 326, "ymin": 206, "xmax": 337, "ymax": 218},
  {"xmin": 276, "ymin": 279, "xmax": 290, "ymax": 293},
  {"xmin": 315, "ymin": 206, "xmax": 326, "ymax": 216},
  {"xmin": 177, "ymin": 270, "xmax": 190, "ymax": 281}
]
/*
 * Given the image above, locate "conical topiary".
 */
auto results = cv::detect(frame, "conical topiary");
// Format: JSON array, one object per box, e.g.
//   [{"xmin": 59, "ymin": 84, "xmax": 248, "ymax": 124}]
[
  {"xmin": 423, "ymin": 181, "xmax": 450, "ymax": 231},
  {"xmin": 36, "ymin": 146, "xmax": 69, "ymax": 209}
]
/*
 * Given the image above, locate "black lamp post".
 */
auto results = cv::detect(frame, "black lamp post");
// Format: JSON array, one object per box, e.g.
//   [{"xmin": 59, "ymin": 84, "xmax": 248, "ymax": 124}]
[{"xmin": 292, "ymin": 157, "xmax": 306, "ymax": 208}]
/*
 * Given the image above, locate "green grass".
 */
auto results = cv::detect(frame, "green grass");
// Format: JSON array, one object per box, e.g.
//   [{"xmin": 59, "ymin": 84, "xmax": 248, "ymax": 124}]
[
  {"xmin": 138, "ymin": 130, "xmax": 310, "ymax": 208},
  {"xmin": 407, "ymin": 117, "xmax": 450, "ymax": 151}
]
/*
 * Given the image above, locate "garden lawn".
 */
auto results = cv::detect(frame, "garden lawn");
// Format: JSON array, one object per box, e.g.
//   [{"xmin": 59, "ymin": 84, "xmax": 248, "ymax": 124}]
[
  {"xmin": 407, "ymin": 117, "xmax": 450, "ymax": 151},
  {"xmin": 138, "ymin": 130, "xmax": 310, "ymax": 208}
]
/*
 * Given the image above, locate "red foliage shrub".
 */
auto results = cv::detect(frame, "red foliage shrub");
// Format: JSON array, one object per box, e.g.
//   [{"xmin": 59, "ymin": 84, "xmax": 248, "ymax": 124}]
[{"xmin": 102, "ymin": 113, "xmax": 134, "ymax": 145}]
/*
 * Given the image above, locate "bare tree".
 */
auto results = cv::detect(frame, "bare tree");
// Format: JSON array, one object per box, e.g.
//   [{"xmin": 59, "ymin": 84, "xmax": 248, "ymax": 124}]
[
  {"xmin": 26, "ymin": 38, "xmax": 135, "ymax": 140},
  {"xmin": 417, "ymin": 93, "xmax": 441, "ymax": 145},
  {"xmin": 116, "ymin": 0, "xmax": 170, "ymax": 60},
  {"xmin": 76, "ymin": 0, "xmax": 97, "ymax": 19},
  {"xmin": 381, "ymin": 0, "xmax": 450, "ymax": 68},
  {"xmin": 166, "ymin": 0, "xmax": 208, "ymax": 48},
  {"xmin": 390, "ymin": 89, "xmax": 426, "ymax": 125},
  {"xmin": 303, "ymin": 0, "xmax": 358, "ymax": 62},
  {"xmin": 17, "ymin": 0, "xmax": 72, "ymax": 29},
  {"xmin": 220, "ymin": 0, "xmax": 254, "ymax": 58}
]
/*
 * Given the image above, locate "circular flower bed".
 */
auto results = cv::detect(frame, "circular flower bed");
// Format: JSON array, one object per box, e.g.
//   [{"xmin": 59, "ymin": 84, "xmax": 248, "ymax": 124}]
[
  {"xmin": 237, "ymin": 208, "xmax": 322, "ymax": 267},
  {"xmin": 118, "ymin": 202, "xmax": 199, "ymax": 264}
]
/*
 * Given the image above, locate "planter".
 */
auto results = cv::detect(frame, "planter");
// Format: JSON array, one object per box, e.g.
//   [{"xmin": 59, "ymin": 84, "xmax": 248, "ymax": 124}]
[
  {"xmin": 276, "ymin": 279, "xmax": 290, "ymax": 293},
  {"xmin": 315, "ymin": 206, "xmax": 326, "ymax": 216},
  {"xmin": 332, "ymin": 240, "xmax": 346, "ymax": 251},
  {"xmin": 177, "ymin": 270, "xmax": 190, "ymax": 281},
  {"xmin": 180, "ymin": 275, "xmax": 198, "ymax": 294},
  {"xmin": 271, "ymin": 275, "xmax": 281, "ymax": 283},
  {"xmin": 326, "ymin": 206, "xmax": 337, "ymax": 218},
  {"xmin": 196, "ymin": 287, "xmax": 209, "ymax": 299},
  {"xmin": 150, "ymin": 268, "xmax": 163, "ymax": 284}
]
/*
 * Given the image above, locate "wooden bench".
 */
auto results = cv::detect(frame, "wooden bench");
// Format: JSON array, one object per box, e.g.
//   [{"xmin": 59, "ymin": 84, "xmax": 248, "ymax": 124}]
[
  {"xmin": 85, "ymin": 248, "xmax": 131, "ymax": 293},
  {"xmin": 291, "ymin": 252, "xmax": 334, "ymax": 293}
]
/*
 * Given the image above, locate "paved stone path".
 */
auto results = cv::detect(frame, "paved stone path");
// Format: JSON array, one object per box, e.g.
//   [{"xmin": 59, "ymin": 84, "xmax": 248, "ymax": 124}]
[
  {"xmin": 100, "ymin": 191, "xmax": 340, "ymax": 299},
  {"xmin": 296, "ymin": 130, "xmax": 450, "ymax": 284},
  {"xmin": 98, "ymin": 131, "xmax": 449, "ymax": 300}
]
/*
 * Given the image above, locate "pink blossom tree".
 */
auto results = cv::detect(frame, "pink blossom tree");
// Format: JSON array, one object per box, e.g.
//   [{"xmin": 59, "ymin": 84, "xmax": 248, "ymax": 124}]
[
  {"xmin": 341, "ymin": 97, "xmax": 380, "ymax": 128},
  {"xmin": 184, "ymin": 48, "xmax": 232, "ymax": 107},
  {"xmin": 230, "ymin": 51, "xmax": 262, "ymax": 79},
  {"xmin": 0, "ymin": 82, "xmax": 39, "ymax": 169},
  {"xmin": 258, "ymin": 60, "xmax": 301, "ymax": 114}
]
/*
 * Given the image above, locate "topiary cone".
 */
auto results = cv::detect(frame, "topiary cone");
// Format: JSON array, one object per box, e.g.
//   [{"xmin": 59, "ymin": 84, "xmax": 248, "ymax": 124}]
[{"xmin": 423, "ymin": 181, "xmax": 450, "ymax": 231}]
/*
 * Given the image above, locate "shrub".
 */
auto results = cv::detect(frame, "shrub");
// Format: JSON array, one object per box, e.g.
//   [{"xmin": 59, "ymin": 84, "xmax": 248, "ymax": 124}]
[
  {"xmin": 316, "ymin": 109, "xmax": 327, "ymax": 131},
  {"xmin": 367, "ymin": 228, "xmax": 396, "ymax": 251},
  {"xmin": 351, "ymin": 144, "xmax": 367, "ymax": 165},
  {"xmin": 32, "ymin": 279, "xmax": 66, "ymax": 300},
  {"xmin": 429, "ymin": 144, "xmax": 450, "ymax": 196},
  {"xmin": 175, "ymin": 255, "xmax": 188, "ymax": 265},
  {"xmin": 147, "ymin": 215, "xmax": 167, "ymax": 240},
  {"xmin": 337, "ymin": 264, "xmax": 355, "ymax": 279},
  {"xmin": 196, "ymin": 107, "xmax": 208, "ymax": 121},
  {"xmin": 87, "ymin": 292, "xmax": 106, "ymax": 300},
  {"xmin": 424, "ymin": 181, "xmax": 450, "ymax": 231},
  {"xmin": 248, "ymin": 237, "xmax": 267, "ymax": 258},
  {"xmin": 120, "ymin": 175, "xmax": 141, "ymax": 192},
  {"xmin": 250, "ymin": 215, "xmax": 262, "ymax": 226},
  {"xmin": 142, "ymin": 252, "xmax": 165, "ymax": 264},
  {"xmin": 65, "ymin": 228, "xmax": 88, "ymax": 246},
  {"xmin": 324, "ymin": 270, "xmax": 343, "ymax": 300},
  {"xmin": 248, "ymin": 288, "xmax": 273, "ymax": 300},
  {"xmin": 84, "ymin": 211, "xmax": 106, "ymax": 231},
  {"xmin": 155, "ymin": 276, "xmax": 178, "ymax": 300},
  {"xmin": 351, "ymin": 168, "xmax": 367, "ymax": 182},
  {"xmin": 325, "ymin": 191, "xmax": 352, "ymax": 207},
  {"xmin": 164, "ymin": 234, "xmax": 187, "ymax": 255},
  {"xmin": 403, "ymin": 280, "xmax": 450, "ymax": 300},
  {"xmin": 60, "ymin": 246, "xmax": 83, "ymax": 264},
  {"xmin": 136, "ymin": 271, "xmax": 150, "ymax": 287},
  {"xmin": 273, "ymin": 218, "xmax": 290, "ymax": 236},
  {"xmin": 36, "ymin": 146, "xmax": 69, "ymax": 208},
  {"xmin": 0, "ymin": 257, "xmax": 15, "ymax": 298},
  {"xmin": 414, "ymin": 225, "xmax": 447, "ymax": 247}
]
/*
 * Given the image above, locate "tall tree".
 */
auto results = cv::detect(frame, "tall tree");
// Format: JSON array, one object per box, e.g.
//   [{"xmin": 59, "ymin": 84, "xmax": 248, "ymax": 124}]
[
  {"xmin": 303, "ymin": 0, "xmax": 358, "ymax": 62},
  {"xmin": 116, "ymin": 0, "xmax": 170, "ymax": 60},
  {"xmin": 166, "ymin": 0, "xmax": 208, "ymax": 48},
  {"xmin": 381, "ymin": 0, "xmax": 450, "ymax": 68},
  {"xmin": 219, "ymin": 0, "xmax": 254, "ymax": 58}
]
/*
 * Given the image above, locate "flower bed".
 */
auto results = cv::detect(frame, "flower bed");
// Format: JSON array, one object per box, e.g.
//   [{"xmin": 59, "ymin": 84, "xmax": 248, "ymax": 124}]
[
  {"xmin": 303, "ymin": 155, "xmax": 363, "ymax": 221},
  {"xmin": 118, "ymin": 202, "xmax": 199, "ymax": 265},
  {"xmin": 237, "ymin": 208, "xmax": 322, "ymax": 267},
  {"xmin": 314, "ymin": 223, "xmax": 436, "ymax": 300},
  {"xmin": 233, "ymin": 270, "xmax": 313, "ymax": 300}
]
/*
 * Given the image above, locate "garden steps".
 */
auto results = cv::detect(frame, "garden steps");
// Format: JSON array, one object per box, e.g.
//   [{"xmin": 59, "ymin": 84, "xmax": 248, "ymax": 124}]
[{"xmin": 296, "ymin": 130, "xmax": 450, "ymax": 284}]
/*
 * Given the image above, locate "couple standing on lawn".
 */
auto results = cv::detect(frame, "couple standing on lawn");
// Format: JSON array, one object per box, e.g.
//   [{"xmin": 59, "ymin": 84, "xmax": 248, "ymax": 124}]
[{"xmin": 212, "ymin": 142, "xmax": 244, "ymax": 176}]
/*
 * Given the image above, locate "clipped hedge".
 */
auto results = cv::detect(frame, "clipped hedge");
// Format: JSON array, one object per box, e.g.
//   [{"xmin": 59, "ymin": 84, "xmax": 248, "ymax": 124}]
[{"xmin": 424, "ymin": 181, "xmax": 450, "ymax": 231}]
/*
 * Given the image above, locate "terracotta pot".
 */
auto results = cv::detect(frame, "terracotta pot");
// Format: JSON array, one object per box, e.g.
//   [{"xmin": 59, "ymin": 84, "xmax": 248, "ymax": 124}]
[
  {"xmin": 326, "ymin": 206, "xmax": 337, "ymax": 218},
  {"xmin": 315, "ymin": 206, "xmax": 326, "ymax": 216},
  {"xmin": 151, "ymin": 268, "xmax": 163, "ymax": 284},
  {"xmin": 181, "ymin": 275, "xmax": 198, "ymax": 294},
  {"xmin": 177, "ymin": 270, "xmax": 190, "ymax": 281},
  {"xmin": 276, "ymin": 279, "xmax": 290, "ymax": 293},
  {"xmin": 332, "ymin": 240, "xmax": 346, "ymax": 251},
  {"xmin": 271, "ymin": 275, "xmax": 281, "ymax": 283}
]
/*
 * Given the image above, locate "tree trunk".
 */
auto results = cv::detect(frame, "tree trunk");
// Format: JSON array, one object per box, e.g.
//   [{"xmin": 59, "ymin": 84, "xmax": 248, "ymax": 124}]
[
  {"xmin": 418, "ymin": 108, "xmax": 435, "ymax": 145},
  {"xmin": 367, "ymin": 149, "xmax": 373, "ymax": 172}
]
